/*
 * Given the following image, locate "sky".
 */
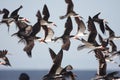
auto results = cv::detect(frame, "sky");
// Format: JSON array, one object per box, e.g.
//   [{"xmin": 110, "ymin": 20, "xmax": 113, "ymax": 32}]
[{"xmin": 0, "ymin": 0, "xmax": 120, "ymax": 71}]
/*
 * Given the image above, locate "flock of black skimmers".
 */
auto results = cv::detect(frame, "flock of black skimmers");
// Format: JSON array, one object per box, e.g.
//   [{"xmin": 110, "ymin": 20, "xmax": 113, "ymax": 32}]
[{"xmin": 0, "ymin": 0, "xmax": 120, "ymax": 80}]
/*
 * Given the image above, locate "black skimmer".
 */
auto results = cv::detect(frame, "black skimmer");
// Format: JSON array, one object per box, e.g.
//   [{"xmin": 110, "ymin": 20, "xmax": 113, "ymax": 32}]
[
  {"xmin": 22, "ymin": 14, "xmax": 42, "ymax": 57},
  {"xmin": 0, "ymin": 50, "xmax": 11, "ymax": 66},
  {"xmin": 48, "ymin": 48, "xmax": 76, "ymax": 80},
  {"xmin": 18, "ymin": 27, "xmax": 40, "ymax": 57},
  {"xmin": 17, "ymin": 31, "xmax": 41, "ymax": 57},
  {"xmin": 0, "ymin": 5, "xmax": 23, "ymax": 31},
  {"xmin": 13, "ymin": 11, "xmax": 38, "ymax": 37},
  {"xmin": 94, "ymin": 49, "xmax": 107, "ymax": 76},
  {"xmin": 38, "ymin": 4, "xmax": 56, "ymax": 27},
  {"xmin": 77, "ymin": 16, "xmax": 108, "ymax": 52},
  {"xmin": 39, "ymin": 25, "xmax": 54, "ymax": 43},
  {"xmin": 12, "ymin": 13, "xmax": 41, "ymax": 57},
  {"xmin": 12, "ymin": 25, "xmax": 34, "ymax": 57},
  {"xmin": 60, "ymin": 0, "xmax": 82, "ymax": 19},
  {"xmin": 72, "ymin": 17, "xmax": 87, "ymax": 39},
  {"xmin": 60, "ymin": 65, "xmax": 76, "ymax": 80},
  {"xmin": 77, "ymin": 38, "xmax": 99, "ymax": 51},
  {"xmin": 0, "ymin": 56, "xmax": 11, "ymax": 66},
  {"xmin": 77, "ymin": 29, "xmax": 103, "ymax": 51},
  {"xmin": 77, "ymin": 23, "xmax": 101, "ymax": 51},
  {"xmin": 105, "ymin": 24, "xmax": 120, "ymax": 40},
  {"xmin": 0, "ymin": 8, "xmax": 10, "ymax": 26},
  {"xmin": 54, "ymin": 17, "xmax": 73, "ymax": 51},
  {"xmin": 92, "ymin": 12, "xmax": 107, "ymax": 34},
  {"xmin": 94, "ymin": 49, "xmax": 119, "ymax": 80},
  {"xmin": 42, "ymin": 49, "xmax": 63, "ymax": 80}
]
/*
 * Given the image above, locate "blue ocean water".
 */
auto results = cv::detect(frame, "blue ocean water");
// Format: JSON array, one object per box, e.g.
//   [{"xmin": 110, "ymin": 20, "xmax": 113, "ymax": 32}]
[
  {"xmin": 0, "ymin": 70, "xmax": 119, "ymax": 80},
  {"xmin": 0, "ymin": 70, "xmax": 98, "ymax": 80}
]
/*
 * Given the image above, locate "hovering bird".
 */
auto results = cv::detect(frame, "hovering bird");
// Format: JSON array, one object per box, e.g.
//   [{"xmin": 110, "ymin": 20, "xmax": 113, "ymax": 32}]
[
  {"xmin": 42, "ymin": 48, "xmax": 63, "ymax": 80},
  {"xmin": 54, "ymin": 17, "xmax": 73, "ymax": 51},
  {"xmin": 0, "ymin": 57, "xmax": 11, "ymax": 66},
  {"xmin": 60, "ymin": 65, "xmax": 76, "ymax": 80},
  {"xmin": 37, "ymin": 4, "xmax": 56, "ymax": 28},
  {"xmin": 94, "ymin": 49, "xmax": 107, "ymax": 76},
  {"xmin": 60, "ymin": 0, "xmax": 81, "ymax": 19},
  {"xmin": 0, "ymin": 50, "xmax": 11, "ymax": 66},
  {"xmin": 73, "ymin": 17, "xmax": 87, "ymax": 39},
  {"xmin": 12, "ymin": 11, "xmax": 41, "ymax": 57},
  {"xmin": 77, "ymin": 16, "xmax": 108, "ymax": 52},
  {"xmin": 13, "ymin": 30, "xmax": 37, "ymax": 57},
  {"xmin": 88, "ymin": 34, "xmax": 109, "ymax": 54},
  {"xmin": 92, "ymin": 12, "xmax": 107, "ymax": 34},
  {"xmin": 38, "ymin": 25, "xmax": 54, "ymax": 43},
  {"xmin": 48, "ymin": 48, "xmax": 76, "ymax": 80},
  {"xmin": 77, "ymin": 17, "xmax": 101, "ymax": 51},
  {"xmin": 105, "ymin": 24, "xmax": 120, "ymax": 41},
  {"xmin": 19, "ymin": 25, "xmax": 41, "ymax": 57},
  {"xmin": 0, "ymin": 5, "xmax": 23, "ymax": 31}
]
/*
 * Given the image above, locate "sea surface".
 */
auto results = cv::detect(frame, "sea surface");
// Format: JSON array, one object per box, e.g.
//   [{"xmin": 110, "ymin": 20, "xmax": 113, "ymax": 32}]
[{"xmin": 0, "ymin": 70, "xmax": 117, "ymax": 80}]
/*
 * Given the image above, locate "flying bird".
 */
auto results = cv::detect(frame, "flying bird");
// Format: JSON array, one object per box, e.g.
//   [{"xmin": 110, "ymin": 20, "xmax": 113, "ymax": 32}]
[
  {"xmin": 54, "ymin": 17, "xmax": 73, "ymax": 51},
  {"xmin": 42, "ymin": 48, "xmax": 63, "ymax": 80},
  {"xmin": 0, "ymin": 5, "xmax": 23, "ymax": 31},
  {"xmin": 0, "ymin": 57, "xmax": 11, "ymax": 66},
  {"xmin": 37, "ymin": 4, "xmax": 56, "ymax": 28},
  {"xmin": 39, "ymin": 25, "xmax": 54, "ymax": 43},
  {"xmin": 60, "ymin": 0, "xmax": 81, "ymax": 19},
  {"xmin": 92, "ymin": 12, "xmax": 107, "ymax": 34},
  {"xmin": 12, "ymin": 11, "xmax": 41, "ymax": 57},
  {"xmin": 72, "ymin": 17, "xmax": 87, "ymax": 39},
  {"xmin": 105, "ymin": 24, "xmax": 120, "ymax": 40},
  {"xmin": 0, "ymin": 50, "xmax": 11, "ymax": 66},
  {"xmin": 94, "ymin": 49, "xmax": 107, "ymax": 76},
  {"xmin": 48, "ymin": 48, "xmax": 76, "ymax": 80},
  {"xmin": 77, "ymin": 17, "xmax": 100, "ymax": 51}
]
